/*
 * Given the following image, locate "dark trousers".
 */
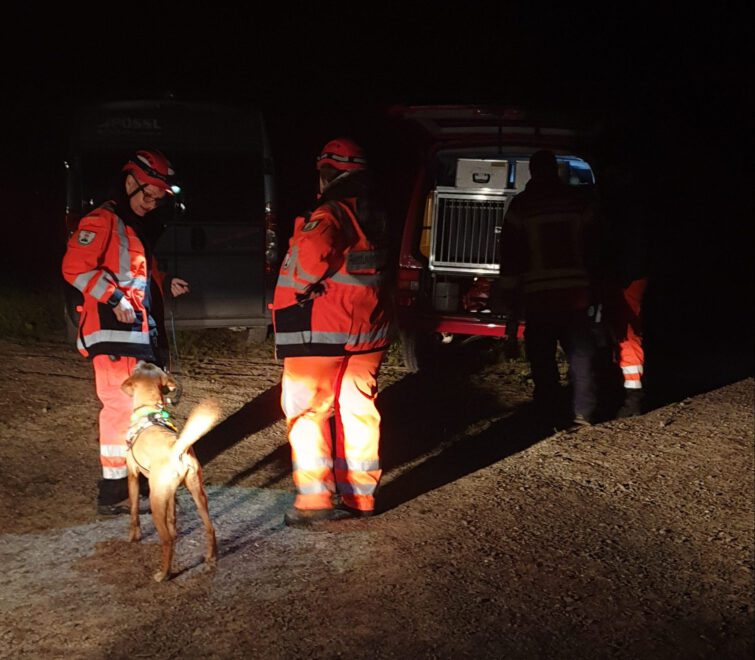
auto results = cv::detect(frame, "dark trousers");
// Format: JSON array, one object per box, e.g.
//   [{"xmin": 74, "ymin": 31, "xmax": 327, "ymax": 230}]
[{"xmin": 524, "ymin": 309, "xmax": 597, "ymax": 420}]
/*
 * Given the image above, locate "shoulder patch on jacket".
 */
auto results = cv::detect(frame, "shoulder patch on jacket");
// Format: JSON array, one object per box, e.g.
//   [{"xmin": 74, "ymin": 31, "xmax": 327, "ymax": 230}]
[
  {"xmin": 302, "ymin": 220, "xmax": 320, "ymax": 232},
  {"xmin": 77, "ymin": 230, "xmax": 97, "ymax": 245}
]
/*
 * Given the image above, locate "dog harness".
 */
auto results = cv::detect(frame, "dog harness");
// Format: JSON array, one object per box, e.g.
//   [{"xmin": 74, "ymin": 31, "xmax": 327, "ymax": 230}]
[{"xmin": 127, "ymin": 405, "xmax": 178, "ymax": 449}]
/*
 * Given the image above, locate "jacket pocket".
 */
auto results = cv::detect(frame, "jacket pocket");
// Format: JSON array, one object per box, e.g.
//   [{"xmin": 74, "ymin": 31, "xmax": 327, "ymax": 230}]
[{"xmin": 273, "ymin": 299, "xmax": 314, "ymax": 342}]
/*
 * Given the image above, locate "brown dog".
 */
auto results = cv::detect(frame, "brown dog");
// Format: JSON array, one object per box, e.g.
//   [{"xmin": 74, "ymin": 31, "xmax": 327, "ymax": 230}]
[{"xmin": 121, "ymin": 361, "xmax": 219, "ymax": 582}]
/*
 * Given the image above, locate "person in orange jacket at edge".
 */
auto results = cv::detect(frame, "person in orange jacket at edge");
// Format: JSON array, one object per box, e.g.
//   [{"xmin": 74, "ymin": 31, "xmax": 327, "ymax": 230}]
[
  {"xmin": 272, "ymin": 138, "xmax": 393, "ymax": 529},
  {"xmin": 598, "ymin": 160, "xmax": 650, "ymax": 417},
  {"xmin": 62, "ymin": 150, "xmax": 190, "ymax": 515}
]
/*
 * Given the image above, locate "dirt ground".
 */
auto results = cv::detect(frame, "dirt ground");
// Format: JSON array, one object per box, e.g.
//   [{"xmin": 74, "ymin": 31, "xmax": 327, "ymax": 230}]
[{"xmin": 0, "ymin": 335, "xmax": 752, "ymax": 659}]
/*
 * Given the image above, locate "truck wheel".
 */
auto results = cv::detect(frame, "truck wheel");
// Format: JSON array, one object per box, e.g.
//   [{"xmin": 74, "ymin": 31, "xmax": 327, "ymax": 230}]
[
  {"xmin": 399, "ymin": 330, "xmax": 447, "ymax": 373},
  {"xmin": 399, "ymin": 329, "xmax": 420, "ymax": 373}
]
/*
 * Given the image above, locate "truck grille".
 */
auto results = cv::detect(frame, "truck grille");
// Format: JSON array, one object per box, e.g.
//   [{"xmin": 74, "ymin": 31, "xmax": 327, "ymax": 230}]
[{"xmin": 429, "ymin": 189, "xmax": 510, "ymax": 274}]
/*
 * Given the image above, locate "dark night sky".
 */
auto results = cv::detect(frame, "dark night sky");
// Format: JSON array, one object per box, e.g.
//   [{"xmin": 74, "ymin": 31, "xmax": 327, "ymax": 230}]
[{"xmin": 3, "ymin": 7, "xmax": 752, "ymax": 399}]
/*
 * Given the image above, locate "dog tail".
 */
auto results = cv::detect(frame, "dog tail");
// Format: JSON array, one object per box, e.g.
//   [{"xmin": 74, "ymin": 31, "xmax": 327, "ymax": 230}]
[{"xmin": 172, "ymin": 401, "xmax": 220, "ymax": 460}]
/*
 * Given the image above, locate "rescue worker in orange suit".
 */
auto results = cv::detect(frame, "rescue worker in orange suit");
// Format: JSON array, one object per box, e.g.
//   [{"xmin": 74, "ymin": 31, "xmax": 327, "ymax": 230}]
[
  {"xmin": 62, "ymin": 150, "xmax": 190, "ymax": 515},
  {"xmin": 498, "ymin": 150, "xmax": 601, "ymax": 428},
  {"xmin": 272, "ymin": 138, "xmax": 393, "ymax": 528},
  {"xmin": 599, "ymin": 163, "xmax": 650, "ymax": 417}
]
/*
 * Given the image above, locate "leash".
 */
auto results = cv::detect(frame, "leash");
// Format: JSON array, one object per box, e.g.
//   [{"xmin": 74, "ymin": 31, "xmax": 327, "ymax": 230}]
[{"xmin": 168, "ymin": 303, "xmax": 183, "ymax": 376}]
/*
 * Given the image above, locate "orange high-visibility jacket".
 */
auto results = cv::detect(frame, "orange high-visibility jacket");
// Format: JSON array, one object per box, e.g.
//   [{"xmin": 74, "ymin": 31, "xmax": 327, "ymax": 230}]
[
  {"xmin": 62, "ymin": 202, "xmax": 164, "ymax": 359},
  {"xmin": 498, "ymin": 180, "xmax": 600, "ymax": 316},
  {"xmin": 273, "ymin": 195, "xmax": 391, "ymax": 358}
]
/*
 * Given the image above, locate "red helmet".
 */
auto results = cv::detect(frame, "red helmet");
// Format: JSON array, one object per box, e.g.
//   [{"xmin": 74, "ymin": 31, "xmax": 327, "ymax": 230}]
[
  {"xmin": 316, "ymin": 138, "xmax": 367, "ymax": 171},
  {"xmin": 122, "ymin": 149, "xmax": 176, "ymax": 192}
]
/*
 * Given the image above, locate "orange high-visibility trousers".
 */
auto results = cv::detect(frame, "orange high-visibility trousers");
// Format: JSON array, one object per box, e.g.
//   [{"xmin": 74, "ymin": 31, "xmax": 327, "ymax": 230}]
[
  {"xmin": 617, "ymin": 277, "xmax": 647, "ymax": 390},
  {"xmin": 281, "ymin": 350, "xmax": 385, "ymax": 512},
  {"xmin": 92, "ymin": 355, "xmax": 138, "ymax": 479}
]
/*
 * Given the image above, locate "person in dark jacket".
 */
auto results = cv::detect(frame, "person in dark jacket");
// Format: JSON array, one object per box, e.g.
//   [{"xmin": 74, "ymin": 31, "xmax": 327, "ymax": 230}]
[{"xmin": 498, "ymin": 150, "xmax": 601, "ymax": 428}]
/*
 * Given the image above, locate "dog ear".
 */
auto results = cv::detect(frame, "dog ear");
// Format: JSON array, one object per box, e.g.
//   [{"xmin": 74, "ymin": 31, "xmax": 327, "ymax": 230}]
[
  {"xmin": 121, "ymin": 376, "xmax": 135, "ymax": 396},
  {"xmin": 162, "ymin": 374, "xmax": 178, "ymax": 393},
  {"xmin": 162, "ymin": 374, "xmax": 182, "ymax": 406}
]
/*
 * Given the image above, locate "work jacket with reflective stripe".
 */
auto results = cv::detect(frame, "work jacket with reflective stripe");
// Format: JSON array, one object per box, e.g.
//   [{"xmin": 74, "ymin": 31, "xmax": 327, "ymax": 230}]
[
  {"xmin": 498, "ymin": 179, "xmax": 600, "ymax": 317},
  {"xmin": 62, "ymin": 202, "xmax": 164, "ymax": 359},
  {"xmin": 272, "ymin": 190, "xmax": 391, "ymax": 358}
]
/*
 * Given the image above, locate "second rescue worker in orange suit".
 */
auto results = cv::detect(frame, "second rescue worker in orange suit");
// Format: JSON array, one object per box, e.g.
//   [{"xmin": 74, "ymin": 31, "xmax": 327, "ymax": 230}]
[{"xmin": 272, "ymin": 138, "xmax": 393, "ymax": 528}]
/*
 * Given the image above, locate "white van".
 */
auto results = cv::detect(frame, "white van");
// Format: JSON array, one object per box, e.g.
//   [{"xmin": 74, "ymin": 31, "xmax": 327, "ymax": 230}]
[{"xmin": 63, "ymin": 98, "xmax": 279, "ymax": 342}]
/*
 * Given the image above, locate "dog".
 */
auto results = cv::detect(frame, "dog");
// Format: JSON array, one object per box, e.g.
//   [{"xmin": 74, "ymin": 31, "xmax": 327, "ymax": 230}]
[{"xmin": 121, "ymin": 361, "xmax": 219, "ymax": 582}]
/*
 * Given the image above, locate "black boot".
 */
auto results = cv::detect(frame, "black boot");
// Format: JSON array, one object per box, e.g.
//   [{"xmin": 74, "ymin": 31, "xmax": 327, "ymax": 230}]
[
  {"xmin": 97, "ymin": 478, "xmax": 129, "ymax": 516},
  {"xmin": 617, "ymin": 389, "xmax": 644, "ymax": 418}
]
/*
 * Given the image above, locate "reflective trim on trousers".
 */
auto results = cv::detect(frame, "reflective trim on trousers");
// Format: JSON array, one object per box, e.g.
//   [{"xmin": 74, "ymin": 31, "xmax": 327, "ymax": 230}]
[
  {"xmin": 624, "ymin": 380, "xmax": 643, "ymax": 389},
  {"xmin": 298, "ymin": 481, "xmax": 333, "ymax": 495},
  {"xmin": 103, "ymin": 466, "xmax": 128, "ymax": 479},
  {"xmin": 334, "ymin": 457, "xmax": 380, "ymax": 472},
  {"xmin": 335, "ymin": 481, "xmax": 378, "ymax": 496},
  {"xmin": 100, "ymin": 444, "xmax": 128, "ymax": 457},
  {"xmin": 622, "ymin": 365, "xmax": 643, "ymax": 375},
  {"xmin": 292, "ymin": 456, "xmax": 334, "ymax": 472}
]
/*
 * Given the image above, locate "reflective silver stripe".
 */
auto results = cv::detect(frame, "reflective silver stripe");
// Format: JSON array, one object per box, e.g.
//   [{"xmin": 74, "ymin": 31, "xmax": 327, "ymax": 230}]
[
  {"xmin": 72, "ymin": 270, "xmax": 98, "ymax": 293},
  {"xmin": 298, "ymin": 481, "xmax": 332, "ymax": 495},
  {"xmin": 289, "ymin": 245, "xmax": 322, "ymax": 284},
  {"xmin": 276, "ymin": 327, "xmax": 390, "ymax": 346},
  {"xmin": 276, "ymin": 331, "xmax": 313, "ymax": 345},
  {"xmin": 100, "ymin": 445, "xmax": 128, "ymax": 457},
  {"xmin": 292, "ymin": 457, "xmax": 334, "ymax": 471},
  {"xmin": 347, "ymin": 326, "xmax": 391, "ymax": 346},
  {"xmin": 329, "ymin": 272, "xmax": 384, "ymax": 287},
  {"xmin": 334, "ymin": 457, "xmax": 380, "ymax": 472},
  {"xmin": 336, "ymin": 482, "xmax": 376, "ymax": 495},
  {"xmin": 102, "ymin": 467, "xmax": 128, "ymax": 479},
  {"xmin": 275, "ymin": 271, "xmax": 308, "ymax": 292},
  {"xmin": 90, "ymin": 272, "xmax": 113, "ymax": 300},
  {"xmin": 115, "ymin": 218, "xmax": 132, "ymax": 282},
  {"xmin": 624, "ymin": 381, "xmax": 642, "ymax": 389},
  {"xmin": 297, "ymin": 267, "xmax": 321, "ymax": 284},
  {"xmin": 81, "ymin": 329, "xmax": 152, "ymax": 345},
  {"xmin": 124, "ymin": 276, "xmax": 147, "ymax": 291},
  {"xmin": 622, "ymin": 365, "xmax": 644, "ymax": 375}
]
